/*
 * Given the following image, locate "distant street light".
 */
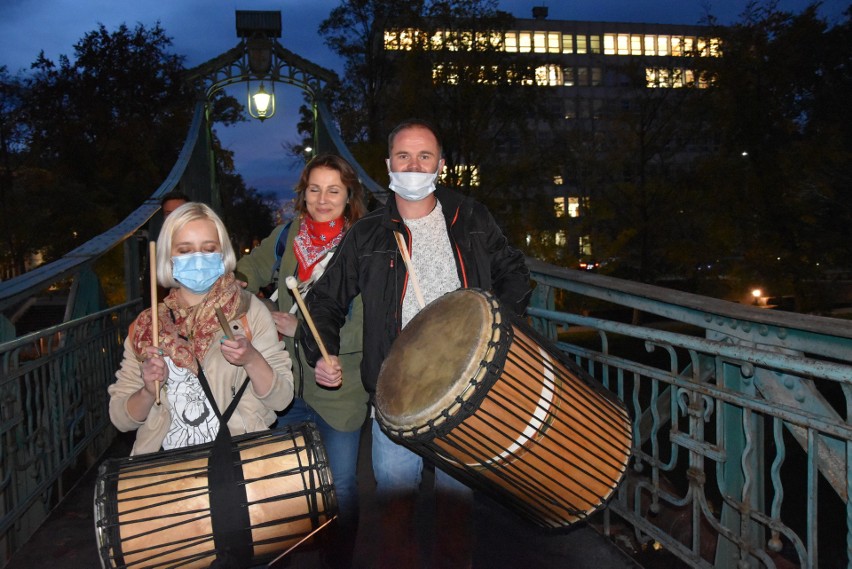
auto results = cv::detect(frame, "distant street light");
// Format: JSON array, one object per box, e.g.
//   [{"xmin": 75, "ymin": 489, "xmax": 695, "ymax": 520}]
[{"xmin": 752, "ymin": 288, "xmax": 762, "ymax": 305}]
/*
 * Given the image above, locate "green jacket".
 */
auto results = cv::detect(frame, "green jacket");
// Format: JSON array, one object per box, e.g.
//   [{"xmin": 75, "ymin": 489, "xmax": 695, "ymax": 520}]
[{"xmin": 235, "ymin": 221, "xmax": 368, "ymax": 431}]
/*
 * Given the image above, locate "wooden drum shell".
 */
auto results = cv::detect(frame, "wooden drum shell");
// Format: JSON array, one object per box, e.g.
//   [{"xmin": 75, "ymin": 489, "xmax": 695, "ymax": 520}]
[
  {"xmin": 375, "ymin": 289, "xmax": 632, "ymax": 530},
  {"xmin": 94, "ymin": 422, "xmax": 337, "ymax": 568}
]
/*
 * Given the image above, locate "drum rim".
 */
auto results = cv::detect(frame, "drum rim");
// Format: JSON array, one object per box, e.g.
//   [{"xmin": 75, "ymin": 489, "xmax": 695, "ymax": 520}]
[{"xmin": 376, "ymin": 289, "xmax": 514, "ymax": 441}]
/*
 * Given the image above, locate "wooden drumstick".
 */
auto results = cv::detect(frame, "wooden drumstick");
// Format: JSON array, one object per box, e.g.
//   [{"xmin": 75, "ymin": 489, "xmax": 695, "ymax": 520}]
[
  {"xmin": 267, "ymin": 514, "xmax": 337, "ymax": 567},
  {"xmin": 149, "ymin": 240, "xmax": 162, "ymax": 405},
  {"xmin": 285, "ymin": 276, "xmax": 332, "ymax": 366},
  {"xmin": 394, "ymin": 231, "xmax": 425, "ymax": 309}
]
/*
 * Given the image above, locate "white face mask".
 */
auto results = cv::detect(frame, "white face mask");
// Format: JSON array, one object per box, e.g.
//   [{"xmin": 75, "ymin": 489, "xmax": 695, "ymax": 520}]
[{"xmin": 387, "ymin": 160, "xmax": 441, "ymax": 202}]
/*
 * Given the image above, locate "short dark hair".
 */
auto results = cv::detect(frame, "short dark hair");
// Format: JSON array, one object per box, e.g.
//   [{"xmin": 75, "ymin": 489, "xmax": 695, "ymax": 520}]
[
  {"xmin": 160, "ymin": 191, "xmax": 190, "ymax": 206},
  {"xmin": 387, "ymin": 119, "xmax": 443, "ymax": 157},
  {"xmin": 293, "ymin": 154, "xmax": 367, "ymax": 226}
]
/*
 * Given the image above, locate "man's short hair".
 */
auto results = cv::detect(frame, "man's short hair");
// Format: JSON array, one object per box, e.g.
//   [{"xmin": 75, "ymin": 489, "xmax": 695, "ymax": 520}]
[
  {"xmin": 160, "ymin": 191, "xmax": 190, "ymax": 207},
  {"xmin": 387, "ymin": 119, "xmax": 443, "ymax": 156}
]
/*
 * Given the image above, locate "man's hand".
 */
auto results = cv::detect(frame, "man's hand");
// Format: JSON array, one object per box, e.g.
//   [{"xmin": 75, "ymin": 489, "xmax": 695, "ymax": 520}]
[{"xmin": 315, "ymin": 355, "xmax": 343, "ymax": 389}]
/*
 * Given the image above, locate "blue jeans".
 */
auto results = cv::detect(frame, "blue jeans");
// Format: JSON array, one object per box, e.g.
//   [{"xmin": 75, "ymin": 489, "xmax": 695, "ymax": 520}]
[
  {"xmin": 276, "ymin": 398, "xmax": 361, "ymax": 525},
  {"xmin": 371, "ymin": 419, "xmax": 471, "ymax": 499}
]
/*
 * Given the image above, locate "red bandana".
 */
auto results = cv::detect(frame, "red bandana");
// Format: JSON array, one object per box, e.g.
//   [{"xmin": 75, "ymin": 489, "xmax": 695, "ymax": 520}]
[{"xmin": 293, "ymin": 215, "xmax": 344, "ymax": 281}]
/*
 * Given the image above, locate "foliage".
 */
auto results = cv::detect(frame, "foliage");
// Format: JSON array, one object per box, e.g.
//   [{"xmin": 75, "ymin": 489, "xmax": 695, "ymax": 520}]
[
  {"xmin": 0, "ymin": 22, "xmax": 276, "ymax": 290},
  {"xmin": 692, "ymin": 2, "xmax": 852, "ymax": 308}
]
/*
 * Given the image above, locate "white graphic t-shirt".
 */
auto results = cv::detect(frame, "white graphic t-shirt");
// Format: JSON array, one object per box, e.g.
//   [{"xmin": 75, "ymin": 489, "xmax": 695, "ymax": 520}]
[{"xmin": 161, "ymin": 357, "xmax": 220, "ymax": 450}]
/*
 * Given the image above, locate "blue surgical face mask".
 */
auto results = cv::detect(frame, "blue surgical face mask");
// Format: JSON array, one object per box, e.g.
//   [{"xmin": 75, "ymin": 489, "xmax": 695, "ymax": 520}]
[
  {"xmin": 171, "ymin": 252, "xmax": 225, "ymax": 294},
  {"xmin": 386, "ymin": 160, "xmax": 441, "ymax": 202}
]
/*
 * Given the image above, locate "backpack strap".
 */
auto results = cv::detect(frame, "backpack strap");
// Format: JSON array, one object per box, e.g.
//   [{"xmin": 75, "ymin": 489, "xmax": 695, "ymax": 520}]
[{"xmin": 272, "ymin": 220, "xmax": 293, "ymax": 276}]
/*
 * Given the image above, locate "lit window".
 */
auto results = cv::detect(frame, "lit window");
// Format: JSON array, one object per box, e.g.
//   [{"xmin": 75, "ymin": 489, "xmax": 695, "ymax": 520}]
[
  {"xmin": 399, "ymin": 28, "xmax": 419, "ymax": 51},
  {"xmin": 384, "ymin": 30, "xmax": 399, "ymax": 50},
  {"xmin": 617, "ymin": 34, "xmax": 629, "ymax": 55},
  {"xmin": 505, "ymin": 31, "xmax": 518, "ymax": 52},
  {"xmin": 644, "ymin": 35, "xmax": 656, "ymax": 56},
  {"xmin": 554, "ymin": 196, "xmax": 565, "ymax": 217},
  {"xmin": 430, "ymin": 31, "xmax": 444, "ymax": 50},
  {"xmin": 449, "ymin": 163, "xmax": 480, "ymax": 186},
  {"xmin": 671, "ymin": 36, "xmax": 682, "ymax": 56},
  {"xmin": 603, "ymin": 34, "xmax": 616, "ymax": 55},
  {"xmin": 562, "ymin": 66, "xmax": 575, "ymax": 86},
  {"xmin": 683, "ymin": 37, "xmax": 694, "ymax": 54},
  {"xmin": 708, "ymin": 38, "xmax": 721, "ymax": 56},
  {"xmin": 534, "ymin": 32, "xmax": 547, "ymax": 53},
  {"xmin": 646, "ymin": 68, "xmax": 657, "ymax": 87},
  {"xmin": 590, "ymin": 35, "xmax": 601, "ymax": 53},
  {"xmin": 555, "ymin": 231, "xmax": 567, "ymax": 246},
  {"xmin": 576, "ymin": 35, "xmax": 587, "ymax": 54},
  {"xmin": 563, "ymin": 34, "xmax": 574, "ymax": 54},
  {"xmin": 554, "ymin": 175, "xmax": 564, "ymax": 185},
  {"xmin": 631, "ymin": 35, "xmax": 642, "ymax": 55},
  {"xmin": 536, "ymin": 64, "xmax": 562, "ymax": 86},
  {"xmin": 579, "ymin": 235, "xmax": 592, "ymax": 256},
  {"xmin": 657, "ymin": 35, "xmax": 670, "ymax": 56},
  {"xmin": 519, "ymin": 32, "xmax": 532, "ymax": 53},
  {"xmin": 568, "ymin": 197, "xmax": 580, "ymax": 218},
  {"xmin": 548, "ymin": 32, "xmax": 561, "ymax": 53}
]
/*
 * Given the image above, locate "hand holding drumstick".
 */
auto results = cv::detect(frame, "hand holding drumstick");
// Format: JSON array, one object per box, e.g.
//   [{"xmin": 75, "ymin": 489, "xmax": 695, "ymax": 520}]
[{"xmin": 285, "ymin": 276, "xmax": 342, "ymax": 388}]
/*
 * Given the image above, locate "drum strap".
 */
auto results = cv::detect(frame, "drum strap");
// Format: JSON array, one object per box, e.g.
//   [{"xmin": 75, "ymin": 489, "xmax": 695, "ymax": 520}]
[{"xmin": 196, "ymin": 363, "xmax": 254, "ymax": 568}]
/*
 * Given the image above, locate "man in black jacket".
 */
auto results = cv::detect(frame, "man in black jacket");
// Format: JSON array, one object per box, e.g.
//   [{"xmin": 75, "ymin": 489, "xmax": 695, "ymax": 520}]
[{"xmin": 302, "ymin": 119, "xmax": 530, "ymax": 568}]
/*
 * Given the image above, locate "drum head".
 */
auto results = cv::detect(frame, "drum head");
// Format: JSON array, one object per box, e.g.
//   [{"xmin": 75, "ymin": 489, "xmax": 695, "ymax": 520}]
[{"xmin": 376, "ymin": 289, "xmax": 500, "ymax": 434}]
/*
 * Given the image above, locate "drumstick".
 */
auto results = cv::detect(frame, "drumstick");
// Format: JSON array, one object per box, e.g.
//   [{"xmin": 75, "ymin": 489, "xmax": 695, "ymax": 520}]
[
  {"xmin": 394, "ymin": 231, "xmax": 426, "ymax": 309},
  {"xmin": 267, "ymin": 515, "xmax": 337, "ymax": 567},
  {"xmin": 214, "ymin": 306, "xmax": 233, "ymax": 340},
  {"xmin": 148, "ymin": 240, "xmax": 162, "ymax": 406},
  {"xmin": 284, "ymin": 276, "xmax": 332, "ymax": 366}
]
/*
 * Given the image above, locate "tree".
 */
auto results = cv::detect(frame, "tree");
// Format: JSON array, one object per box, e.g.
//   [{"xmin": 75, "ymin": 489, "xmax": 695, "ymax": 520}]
[
  {"xmin": 19, "ymin": 23, "xmax": 195, "ymax": 258},
  {"xmin": 0, "ymin": 67, "xmax": 34, "ymax": 276},
  {"xmin": 696, "ymin": 2, "xmax": 852, "ymax": 309}
]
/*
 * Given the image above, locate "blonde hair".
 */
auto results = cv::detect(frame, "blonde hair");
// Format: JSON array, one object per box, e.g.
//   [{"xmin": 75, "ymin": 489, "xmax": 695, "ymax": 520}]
[{"xmin": 155, "ymin": 202, "xmax": 236, "ymax": 288}]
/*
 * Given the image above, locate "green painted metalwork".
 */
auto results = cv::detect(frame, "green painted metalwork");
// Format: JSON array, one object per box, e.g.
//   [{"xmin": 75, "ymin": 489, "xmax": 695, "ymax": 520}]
[
  {"xmin": 526, "ymin": 258, "xmax": 852, "ymax": 568},
  {"xmin": 0, "ymin": 302, "xmax": 138, "ymax": 564}
]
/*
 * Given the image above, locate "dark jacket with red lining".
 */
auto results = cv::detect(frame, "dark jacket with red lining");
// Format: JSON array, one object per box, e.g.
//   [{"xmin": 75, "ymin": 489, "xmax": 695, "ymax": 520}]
[{"xmin": 301, "ymin": 186, "xmax": 531, "ymax": 397}]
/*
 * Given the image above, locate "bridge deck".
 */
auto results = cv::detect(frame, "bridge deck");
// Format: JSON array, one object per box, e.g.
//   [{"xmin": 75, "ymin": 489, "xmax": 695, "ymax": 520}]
[{"xmin": 4, "ymin": 426, "xmax": 645, "ymax": 569}]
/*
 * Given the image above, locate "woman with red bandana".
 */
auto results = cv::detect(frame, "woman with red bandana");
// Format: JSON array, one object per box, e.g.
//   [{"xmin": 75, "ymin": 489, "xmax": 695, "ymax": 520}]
[{"xmin": 235, "ymin": 154, "xmax": 368, "ymax": 569}]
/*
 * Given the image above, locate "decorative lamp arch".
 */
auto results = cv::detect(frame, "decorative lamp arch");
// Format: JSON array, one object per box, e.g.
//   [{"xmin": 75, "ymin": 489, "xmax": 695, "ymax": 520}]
[{"xmin": 184, "ymin": 10, "xmax": 339, "ymax": 152}]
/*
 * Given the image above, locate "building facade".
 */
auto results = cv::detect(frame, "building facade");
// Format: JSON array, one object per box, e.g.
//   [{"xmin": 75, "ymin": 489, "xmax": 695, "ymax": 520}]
[{"xmin": 382, "ymin": 7, "xmax": 720, "ymax": 265}]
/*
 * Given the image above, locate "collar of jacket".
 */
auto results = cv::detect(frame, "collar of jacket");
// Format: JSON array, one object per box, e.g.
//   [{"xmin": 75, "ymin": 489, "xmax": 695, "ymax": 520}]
[{"xmin": 381, "ymin": 186, "xmax": 463, "ymax": 230}]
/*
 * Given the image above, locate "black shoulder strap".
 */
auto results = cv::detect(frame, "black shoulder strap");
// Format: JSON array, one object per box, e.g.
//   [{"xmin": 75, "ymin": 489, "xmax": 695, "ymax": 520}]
[{"xmin": 195, "ymin": 362, "xmax": 253, "ymax": 567}]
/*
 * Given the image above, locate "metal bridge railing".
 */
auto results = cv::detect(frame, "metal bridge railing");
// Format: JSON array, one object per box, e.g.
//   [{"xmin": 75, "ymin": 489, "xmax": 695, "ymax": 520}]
[
  {"xmin": 526, "ymin": 258, "xmax": 852, "ymax": 569},
  {"xmin": 0, "ymin": 301, "xmax": 138, "ymax": 563}
]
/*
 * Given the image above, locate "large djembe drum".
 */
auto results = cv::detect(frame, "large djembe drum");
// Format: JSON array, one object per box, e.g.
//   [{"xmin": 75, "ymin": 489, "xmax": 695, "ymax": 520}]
[
  {"xmin": 94, "ymin": 422, "xmax": 336, "ymax": 568},
  {"xmin": 375, "ymin": 288, "xmax": 632, "ymax": 530}
]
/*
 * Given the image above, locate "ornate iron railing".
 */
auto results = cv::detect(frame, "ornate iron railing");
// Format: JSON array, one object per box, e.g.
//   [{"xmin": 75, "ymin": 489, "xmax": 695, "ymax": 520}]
[
  {"xmin": 0, "ymin": 301, "xmax": 138, "ymax": 563},
  {"xmin": 526, "ymin": 258, "xmax": 852, "ymax": 569}
]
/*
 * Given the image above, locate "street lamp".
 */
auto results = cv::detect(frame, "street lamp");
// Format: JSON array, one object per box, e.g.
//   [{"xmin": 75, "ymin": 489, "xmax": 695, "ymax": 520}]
[
  {"xmin": 751, "ymin": 288, "xmax": 762, "ymax": 305},
  {"xmin": 248, "ymin": 81, "xmax": 275, "ymax": 121}
]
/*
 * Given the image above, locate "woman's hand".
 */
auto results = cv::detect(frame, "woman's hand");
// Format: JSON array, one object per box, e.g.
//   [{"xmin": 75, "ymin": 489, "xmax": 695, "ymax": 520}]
[
  {"xmin": 270, "ymin": 311, "xmax": 298, "ymax": 337},
  {"xmin": 220, "ymin": 335, "xmax": 276, "ymax": 398},
  {"xmin": 141, "ymin": 345, "xmax": 168, "ymax": 398},
  {"xmin": 219, "ymin": 335, "xmax": 261, "ymax": 367}
]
